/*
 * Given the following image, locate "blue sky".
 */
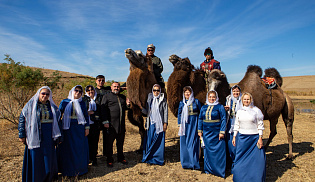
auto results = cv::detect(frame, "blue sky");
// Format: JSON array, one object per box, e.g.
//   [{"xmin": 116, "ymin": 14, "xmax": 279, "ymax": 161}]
[{"xmin": 1, "ymin": 0, "xmax": 314, "ymax": 83}]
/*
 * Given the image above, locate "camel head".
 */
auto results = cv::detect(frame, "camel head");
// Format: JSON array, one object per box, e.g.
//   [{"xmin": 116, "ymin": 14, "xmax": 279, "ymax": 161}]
[
  {"xmin": 125, "ymin": 48, "xmax": 148, "ymax": 70},
  {"xmin": 207, "ymin": 69, "xmax": 227, "ymax": 91},
  {"xmin": 169, "ymin": 54, "xmax": 194, "ymax": 71}
]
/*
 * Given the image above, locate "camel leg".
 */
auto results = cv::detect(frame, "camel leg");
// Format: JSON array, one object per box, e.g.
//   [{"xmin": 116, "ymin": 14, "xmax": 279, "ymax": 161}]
[
  {"xmin": 264, "ymin": 118, "xmax": 278, "ymax": 150},
  {"xmin": 282, "ymin": 93, "xmax": 294, "ymax": 159},
  {"xmin": 127, "ymin": 109, "xmax": 145, "ymax": 153}
]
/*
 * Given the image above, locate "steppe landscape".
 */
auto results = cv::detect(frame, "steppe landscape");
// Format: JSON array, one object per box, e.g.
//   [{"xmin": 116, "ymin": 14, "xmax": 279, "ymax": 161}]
[{"xmin": 0, "ymin": 68, "xmax": 314, "ymax": 181}]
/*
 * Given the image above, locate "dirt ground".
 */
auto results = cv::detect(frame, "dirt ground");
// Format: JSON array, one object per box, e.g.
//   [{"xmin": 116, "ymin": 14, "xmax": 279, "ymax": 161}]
[{"xmin": 1, "ymin": 101, "xmax": 314, "ymax": 182}]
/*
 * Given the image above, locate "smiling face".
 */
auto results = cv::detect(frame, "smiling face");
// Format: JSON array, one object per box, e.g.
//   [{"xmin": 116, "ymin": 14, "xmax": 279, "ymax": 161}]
[
  {"xmin": 86, "ymin": 87, "xmax": 95, "ymax": 98},
  {"xmin": 184, "ymin": 90, "xmax": 191, "ymax": 100},
  {"xmin": 39, "ymin": 88, "xmax": 50, "ymax": 104},
  {"xmin": 242, "ymin": 94, "xmax": 251, "ymax": 107},
  {"xmin": 152, "ymin": 86, "xmax": 161, "ymax": 97},
  {"xmin": 232, "ymin": 87, "xmax": 240, "ymax": 98},
  {"xmin": 111, "ymin": 82, "xmax": 120, "ymax": 94},
  {"xmin": 96, "ymin": 78, "xmax": 105, "ymax": 88},
  {"xmin": 208, "ymin": 92, "xmax": 217, "ymax": 103},
  {"xmin": 147, "ymin": 48, "xmax": 155, "ymax": 56},
  {"xmin": 73, "ymin": 87, "xmax": 83, "ymax": 99}
]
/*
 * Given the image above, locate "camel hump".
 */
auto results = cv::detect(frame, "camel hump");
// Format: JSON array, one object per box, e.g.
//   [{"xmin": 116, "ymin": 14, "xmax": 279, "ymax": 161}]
[
  {"xmin": 264, "ymin": 67, "xmax": 283, "ymax": 87},
  {"xmin": 246, "ymin": 65, "xmax": 263, "ymax": 77}
]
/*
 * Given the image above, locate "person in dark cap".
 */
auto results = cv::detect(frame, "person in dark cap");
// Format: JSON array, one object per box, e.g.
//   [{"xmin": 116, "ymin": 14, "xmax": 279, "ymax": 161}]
[
  {"xmin": 200, "ymin": 47, "xmax": 221, "ymax": 72},
  {"xmin": 146, "ymin": 44, "xmax": 165, "ymax": 89}
]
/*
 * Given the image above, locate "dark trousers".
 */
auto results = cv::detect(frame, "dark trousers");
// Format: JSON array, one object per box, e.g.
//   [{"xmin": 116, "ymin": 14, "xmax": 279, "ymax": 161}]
[
  {"xmin": 88, "ymin": 123, "xmax": 100, "ymax": 162},
  {"xmin": 105, "ymin": 127, "xmax": 125, "ymax": 163},
  {"xmin": 102, "ymin": 127, "xmax": 107, "ymax": 156}
]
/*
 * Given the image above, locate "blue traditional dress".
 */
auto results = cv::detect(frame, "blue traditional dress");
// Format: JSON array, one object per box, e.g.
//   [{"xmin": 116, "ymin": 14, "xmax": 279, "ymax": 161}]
[
  {"xmin": 198, "ymin": 91, "xmax": 226, "ymax": 177},
  {"xmin": 142, "ymin": 85, "xmax": 168, "ymax": 165},
  {"xmin": 178, "ymin": 98, "xmax": 201, "ymax": 169},
  {"xmin": 233, "ymin": 103, "xmax": 266, "ymax": 182},
  {"xmin": 18, "ymin": 86, "xmax": 61, "ymax": 182},
  {"xmin": 57, "ymin": 86, "xmax": 90, "ymax": 176}
]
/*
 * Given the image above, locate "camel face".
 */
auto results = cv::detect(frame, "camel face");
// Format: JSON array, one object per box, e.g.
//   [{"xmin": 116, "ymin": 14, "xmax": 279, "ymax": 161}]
[
  {"xmin": 169, "ymin": 55, "xmax": 193, "ymax": 71},
  {"xmin": 207, "ymin": 69, "xmax": 226, "ymax": 90},
  {"xmin": 125, "ymin": 48, "xmax": 147, "ymax": 69}
]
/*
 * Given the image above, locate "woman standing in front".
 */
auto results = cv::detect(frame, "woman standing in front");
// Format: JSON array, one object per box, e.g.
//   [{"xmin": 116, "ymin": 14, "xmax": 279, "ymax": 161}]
[
  {"xmin": 198, "ymin": 90, "xmax": 226, "ymax": 178},
  {"xmin": 57, "ymin": 85, "xmax": 90, "ymax": 176},
  {"xmin": 18, "ymin": 86, "xmax": 61, "ymax": 182},
  {"xmin": 224, "ymin": 85, "xmax": 242, "ymax": 172},
  {"xmin": 232, "ymin": 92, "xmax": 266, "ymax": 182},
  {"xmin": 178, "ymin": 86, "xmax": 202, "ymax": 170},
  {"xmin": 141, "ymin": 84, "xmax": 168, "ymax": 165}
]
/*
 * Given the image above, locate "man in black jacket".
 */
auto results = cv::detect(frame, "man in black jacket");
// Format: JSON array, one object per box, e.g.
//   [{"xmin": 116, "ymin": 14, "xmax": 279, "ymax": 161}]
[{"xmin": 101, "ymin": 82, "xmax": 130, "ymax": 167}]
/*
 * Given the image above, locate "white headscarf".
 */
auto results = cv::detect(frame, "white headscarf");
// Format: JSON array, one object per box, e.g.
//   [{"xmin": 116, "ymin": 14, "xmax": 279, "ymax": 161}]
[
  {"xmin": 62, "ymin": 85, "xmax": 87, "ymax": 130},
  {"xmin": 230, "ymin": 85, "xmax": 242, "ymax": 113},
  {"xmin": 149, "ymin": 84, "xmax": 164, "ymax": 134},
  {"xmin": 206, "ymin": 90, "xmax": 219, "ymax": 106},
  {"xmin": 85, "ymin": 85, "xmax": 97, "ymax": 111},
  {"xmin": 178, "ymin": 86, "xmax": 194, "ymax": 136},
  {"xmin": 22, "ymin": 86, "xmax": 61, "ymax": 149},
  {"xmin": 240, "ymin": 93, "xmax": 264, "ymax": 120},
  {"xmin": 85, "ymin": 85, "xmax": 97, "ymax": 124}
]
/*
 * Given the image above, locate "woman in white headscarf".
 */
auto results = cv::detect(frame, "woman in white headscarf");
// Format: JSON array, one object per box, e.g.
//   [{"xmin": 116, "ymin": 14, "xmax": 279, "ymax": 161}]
[
  {"xmin": 82, "ymin": 85, "xmax": 101, "ymax": 166},
  {"xmin": 224, "ymin": 85, "xmax": 242, "ymax": 172},
  {"xmin": 198, "ymin": 90, "xmax": 227, "ymax": 178},
  {"xmin": 18, "ymin": 86, "xmax": 61, "ymax": 182},
  {"xmin": 177, "ymin": 86, "xmax": 202, "ymax": 170},
  {"xmin": 141, "ymin": 84, "xmax": 168, "ymax": 165},
  {"xmin": 232, "ymin": 92, "xmax": 266, "ymax": 182},
  {"xmin": 57, "ymin": 85, "xmax": 90, "ymax": 176}
]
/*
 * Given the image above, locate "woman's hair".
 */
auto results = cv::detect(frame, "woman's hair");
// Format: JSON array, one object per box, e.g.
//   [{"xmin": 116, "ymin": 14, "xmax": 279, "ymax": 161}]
[
  {"xmin": 183, "ymin": 86, "xmax": 192, "ymax": 93},
  {"xmin": 241, "ymin": 92, "xmax": 253, "ymax": 103},
  {"xmin": 75, "ymin": 85, "xmax": 83, "ymax": 91},
  {"xmin": 231, "ymin": 85, "xmax": 241, "ymax": 92}
]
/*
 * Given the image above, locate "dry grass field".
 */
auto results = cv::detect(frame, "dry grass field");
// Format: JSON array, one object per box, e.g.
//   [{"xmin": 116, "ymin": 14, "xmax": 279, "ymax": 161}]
[{"xmin": 0, "ymin": 71, "xmax": 314, "ymax": 181}]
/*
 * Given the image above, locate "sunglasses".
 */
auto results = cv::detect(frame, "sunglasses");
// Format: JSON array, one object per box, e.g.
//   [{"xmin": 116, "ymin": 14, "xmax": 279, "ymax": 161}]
[
  {"xmin": 74, "ymin": 90, "xmax": 83, "ymax": 94},
  {"xmin": 147, "ymin": 49, "xmax": 154, "ymax": 52},
  {"xmin": 205, "ymin": 53, "xmax": 211, "ymax": 56},
  {"xmin": 41, "ymin": 92, "xmax": 50, "ymax": 96},
  {"xmin": 86, "ymin": 89, "xmax": 94, "ymax": 92},
  {"xmin": 97, "ymin": 79, "xmax": 105, "ymax": 82},
  {"xmin": 153, "ymin": 89, "xmax": 160, "ymax": 92}
]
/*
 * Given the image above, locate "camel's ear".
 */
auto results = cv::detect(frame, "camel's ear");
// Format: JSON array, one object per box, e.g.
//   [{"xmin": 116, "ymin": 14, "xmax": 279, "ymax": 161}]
[{"xmin": 220, "ymin": 73, "xmax": 226, "ymax": 78}]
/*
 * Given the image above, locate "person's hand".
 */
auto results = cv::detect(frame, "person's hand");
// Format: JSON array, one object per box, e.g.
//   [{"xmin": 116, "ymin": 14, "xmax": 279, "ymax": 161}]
[
  {"xmin": 219, "ymin": 133, "xmax": 224, "ymax": 140},
  {"xmin": 126, "ymin": 98, "xmax": 130, "ymax": 106},
  {"xmin": 257, "ymin": 136, "xmax": 263, "ymax": 149},
  {"xmin": 232, "ymin": 136, "xmax": 236, "ymax": 146},
  {"xmin": 85, "ymin": 129, "xmax": 89, "ymax": 136},
  {"xmin": 88, "ymin": 111, "xmax": 94, "ymax": 115},
  {"xmin": 19, "ymin": 138, "xmax": 26, "ymax": 145},
  {"xmin": 104, "ymin": 123, "xmax": 109, "ymax": 128},
  {"xmin": 163, "ymin": 123, "xmax": 167, "ymax": 132},
  {"xmin": 198, "ymin": 132, "xmax": 202, "ymax": 138},
  {"xmin": 224, "ymin": 106, "xmax": 230, "ymax": 111}
]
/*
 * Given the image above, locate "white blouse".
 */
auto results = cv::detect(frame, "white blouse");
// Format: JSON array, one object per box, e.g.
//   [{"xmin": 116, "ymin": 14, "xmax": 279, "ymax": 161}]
[{"xmin": 233, "ymin": 106, "xmax": 264, "ymax": 136}]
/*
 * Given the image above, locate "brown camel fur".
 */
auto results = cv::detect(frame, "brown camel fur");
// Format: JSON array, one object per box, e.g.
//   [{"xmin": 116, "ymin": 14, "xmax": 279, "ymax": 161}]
[
  {"xmin": 167, "ymin": 54, "xmax": 207, "ymax": 117},
  {"xmin": 124, "ymin": 48, "xmax": 160, "ymax": 151},
  {"xmin": 207, "ymin": 69, "xmax": 231, "ymax": 105},
  {"xmin": 237, "ymin": 65, "xmax": 294, "ymax": 159}
]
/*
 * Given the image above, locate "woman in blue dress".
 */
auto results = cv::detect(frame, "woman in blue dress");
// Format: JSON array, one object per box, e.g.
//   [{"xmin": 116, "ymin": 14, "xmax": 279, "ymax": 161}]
[
  {"xmin": 178, "ymin": 86, "xmax": 201, "ymax": 170},
  {"xmin": 18, "ymin": 86, "xmax": 61, "ymax": 182},
  {"xmin": 141, "ymin": 84, "xmax": 168, "ymax": 165},
  {"xmin": 232, "ymin": 92, "xmax": 266, "ymax": 182},
  {"xmin": 224, "ymin": 85, "xmax": 242, "ymax": 172},
  {"xmin": 57, "ymin": 85, "xmax": 90, "ymax": 176},
  {"xmin": 198, "ymin": 90, "xmax": 226, "ymax": 177}
]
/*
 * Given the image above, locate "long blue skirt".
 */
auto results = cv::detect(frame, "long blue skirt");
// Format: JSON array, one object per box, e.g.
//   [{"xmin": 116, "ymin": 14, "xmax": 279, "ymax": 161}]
[
  {"xmin": 57, "ymin": 120, "xmax": 89, "ymax": 176},
  {"xmin": 202, "ymin": 122, "xmax": 226, "ymax": 177},
  {"xmin": 233, "ymin": 134, "xmax": 266, "ymax": 182},
  {"xmin": 226, "ymin": 119, "xmax": 236, "ymax": 170},
  {"xmin": 180, "ymin": 115, "xmax": 200, "ymax": 169},
  {"xmin": 22, "ymin": 123, "xmax": 58, "ymax": 182},
  {"xmin": 142, "ymin": 122, "xmax": 165, "ymax": 165}
]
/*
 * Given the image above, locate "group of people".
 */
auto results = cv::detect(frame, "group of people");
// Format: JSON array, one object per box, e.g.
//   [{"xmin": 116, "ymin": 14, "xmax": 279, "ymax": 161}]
[
  {"xmin": 177, "ymin": 85, "xmax": 266, "ymax": 181},
  {"xmin": 18, "ymin": 45, "xmax": 266, "ymax": 182}
]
